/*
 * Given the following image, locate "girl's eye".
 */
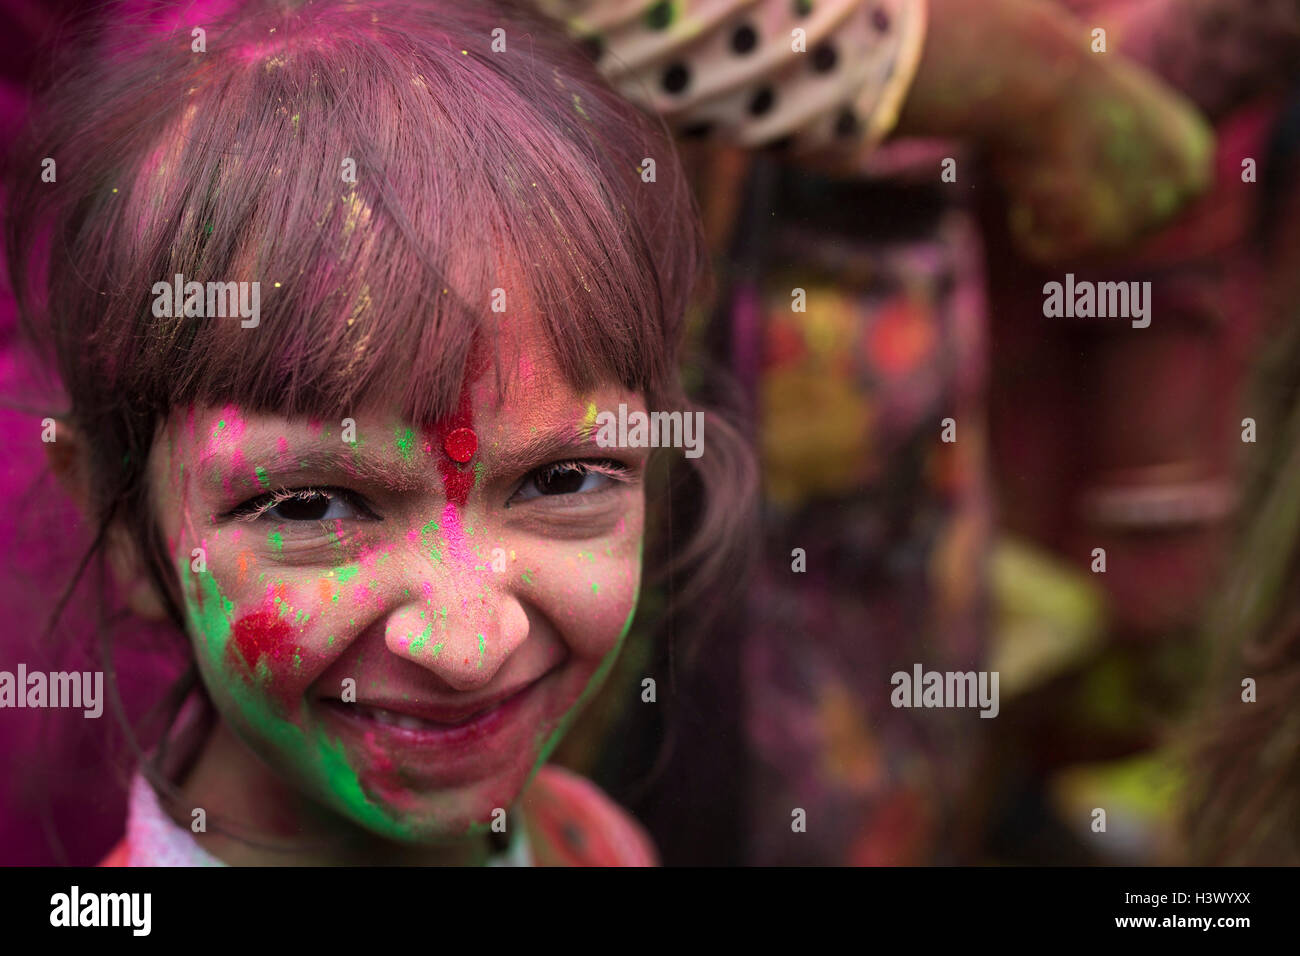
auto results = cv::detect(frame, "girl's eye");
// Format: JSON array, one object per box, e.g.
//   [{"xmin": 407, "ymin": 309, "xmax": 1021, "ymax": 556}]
[
  {"xmin": 228, "ymin": 487, "xmax": 376, "ymax": 523},
  {"xmin": 512, "ymin": 459, "xmax": 629, "ymax": 502}
]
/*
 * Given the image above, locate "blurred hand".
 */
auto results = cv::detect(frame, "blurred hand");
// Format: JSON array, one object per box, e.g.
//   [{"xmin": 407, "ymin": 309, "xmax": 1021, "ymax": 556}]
[{"xmin": 993, "ymin": 53, "xmax": 1215, "ymax": 263}]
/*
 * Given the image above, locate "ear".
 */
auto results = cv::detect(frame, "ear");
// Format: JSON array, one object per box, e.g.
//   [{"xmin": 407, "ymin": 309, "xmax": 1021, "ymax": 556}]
[{"xmin": 45, "ymin": 416, "xmax": 169, "ymax": 622}]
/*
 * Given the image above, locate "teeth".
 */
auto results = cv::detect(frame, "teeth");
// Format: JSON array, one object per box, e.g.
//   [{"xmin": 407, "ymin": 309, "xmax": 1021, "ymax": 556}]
[{"xmin": 354, "ymin": 705, "xmax": 438, "ymax": 730}]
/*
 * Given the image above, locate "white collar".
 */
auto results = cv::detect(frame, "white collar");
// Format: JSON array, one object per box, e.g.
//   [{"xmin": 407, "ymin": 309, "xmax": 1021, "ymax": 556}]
[{"xmin": 124, "ymin": 773, "xmax": 533, "ymax": 866}]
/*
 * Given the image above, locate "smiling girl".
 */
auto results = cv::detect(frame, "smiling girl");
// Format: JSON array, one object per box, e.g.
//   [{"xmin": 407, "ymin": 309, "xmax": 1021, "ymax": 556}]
[{"xmin": 4, "ymin": 0, "xmax": 755, "ymax": 865}]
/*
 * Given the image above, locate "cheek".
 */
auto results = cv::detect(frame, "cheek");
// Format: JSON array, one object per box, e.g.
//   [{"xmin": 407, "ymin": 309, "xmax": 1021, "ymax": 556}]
[
  {"xmin": 528, "ymin": 516, "xmax": 644, "ymax": 661},
  {"xmin": 179, "ymin": 530, "xmax": 361, "ymax": 717}
]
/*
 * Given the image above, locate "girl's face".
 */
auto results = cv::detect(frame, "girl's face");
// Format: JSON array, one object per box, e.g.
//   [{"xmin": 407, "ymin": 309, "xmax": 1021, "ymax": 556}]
[{"xmin": 147, "ymin": 326, "xmax": 648, "ymax": 843}]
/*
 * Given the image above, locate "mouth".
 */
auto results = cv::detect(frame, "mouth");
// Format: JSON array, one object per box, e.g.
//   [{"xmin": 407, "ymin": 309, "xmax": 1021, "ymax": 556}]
[{"xmin": 315, "ymin": 674, "xmax": 546, "ymax": 750}]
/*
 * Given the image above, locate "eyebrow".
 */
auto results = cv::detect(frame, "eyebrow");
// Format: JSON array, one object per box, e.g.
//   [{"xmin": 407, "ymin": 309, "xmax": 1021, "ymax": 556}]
[
  {"xmin": 486, "ymin": 421, "xmax": 638, "ymax": 478},
  {"xmin": 199, "ymin": 421, "xmax": 634, "ymax": 495}
]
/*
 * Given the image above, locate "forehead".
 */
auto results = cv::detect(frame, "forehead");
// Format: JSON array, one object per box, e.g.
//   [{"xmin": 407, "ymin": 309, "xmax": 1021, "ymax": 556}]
[{"xmin": 153, "ymin": 311, "xmax": 632, "ymax": 488}]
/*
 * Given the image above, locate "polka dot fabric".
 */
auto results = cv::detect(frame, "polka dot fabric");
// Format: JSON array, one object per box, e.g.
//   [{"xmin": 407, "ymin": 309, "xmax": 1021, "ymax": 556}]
[{"xmin": 539, "ymin": 0, "xmax": 928, "ymax": 153}]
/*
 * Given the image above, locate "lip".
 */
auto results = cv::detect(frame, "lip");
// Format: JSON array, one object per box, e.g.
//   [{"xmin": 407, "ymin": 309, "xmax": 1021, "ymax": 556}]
[
  {"xmin": 340, "ymin": 681, "xmax": 540, "ymax": 725},
  {"xmin": 314, "ymin": 672, "xmax": 549, "ymax": 758}
]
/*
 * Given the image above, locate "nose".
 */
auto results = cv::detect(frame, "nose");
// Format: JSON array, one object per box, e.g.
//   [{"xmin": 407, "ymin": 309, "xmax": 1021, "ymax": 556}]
[{"xmin": 381, "ymin": 524, "xmax": 529, "ymax": 692}]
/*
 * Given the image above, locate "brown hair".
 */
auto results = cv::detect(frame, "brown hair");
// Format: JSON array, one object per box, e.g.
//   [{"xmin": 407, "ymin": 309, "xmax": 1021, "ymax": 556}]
[
  {"xmin": 4, "ymin": 0, "xmax": 757, "ymax": 807},
  {"xmin": 1187, "ymin": 312, "xmax": 1300, "ymax": 864}
]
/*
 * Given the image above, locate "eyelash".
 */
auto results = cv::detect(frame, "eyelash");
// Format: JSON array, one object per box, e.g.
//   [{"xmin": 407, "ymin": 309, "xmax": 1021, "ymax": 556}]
[
  {"xmin": 517, "ymin": 458, "xmax": 631, "ymax": 497},
  {"xmin": 226, "ymin": 486, "xmax": 374, "ymax": 523},
  {"xmin": 224, "ymin": 458, "xmax": 633, "ymax": 521}
]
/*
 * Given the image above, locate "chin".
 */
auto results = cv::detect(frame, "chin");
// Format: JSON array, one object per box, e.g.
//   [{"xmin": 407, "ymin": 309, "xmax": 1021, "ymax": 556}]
[{"xmin": 331, "ymin": 763, "xmax": 540, "ymax": 843}]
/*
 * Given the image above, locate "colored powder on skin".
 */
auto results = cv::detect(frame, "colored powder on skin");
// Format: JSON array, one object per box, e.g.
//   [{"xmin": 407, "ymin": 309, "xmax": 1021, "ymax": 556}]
[
  {"xmin": 311, "ymin": 728, "xmax": 415, "ymax": 838},
  {"xmin": 334, "ymin": 563, "xmax": 360, "ymax": 583},
  {"xmin": 432, "ymin": 641, "xmax": 445, "ymax": 657},
  {"xmin": 592, "ymin": 582, "xmax": 599, "ymax": 595},
  {"xmin": 424, "ymin": 352, "xmax": 483, "ymax": 507},
  {"xmin": 473, "ymin": 459, "xmax": 484, "ymax": 489},
  {"xmin": 438, "ymin": 503, "xmax": 469, "ymax": 564},
  {"xmin": 420, "ymin": 518, "xmax": 442, "ymax": 563},
  {"xmin": 527, "ymin": 545, "xmax": 643, "ymax": 781},
  {"xmin": 222, "ymin": 448, "xmax": 247, "ymax": 498},
  {"xmin": 580, "ymin": 401, "xmax": 598, "ymax": 438},
  {"xmin": 476, "ymin": 632, "xmax": 486, "ymax": 669},
  {"xmin": 410, "ymin": 623, "xmax": 433, "ymax": 653},
  {"xmin": 395, "ymin": 426, "xmax": 416, "ymax": 461},
  {"xmin": 190, "ymin": 569, "xmax": 234, "ymax": 663},
  {"xmin": 219, "ymin": 406, "xmax": 247, "ymax": 441},
  {"xmin": 521, "ymin": 569, "xmax": 534, "ymax": 585},
  {"xmin": 268, "ymin": 530, "xmax": 283, "ymax": 552},
  {"xmin": 255, "ymin": 465, "xmax": 270, "ymax": 488},
  {"xmin": 227, "ymin": 609, "xmax": 302, "ymax": 711}
]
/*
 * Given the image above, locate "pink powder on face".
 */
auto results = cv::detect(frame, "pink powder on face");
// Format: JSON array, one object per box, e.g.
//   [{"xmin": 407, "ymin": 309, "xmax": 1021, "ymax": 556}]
[
  {"xmin": 350, "ymin": 583, "xmax": 376, "ymax": 608},
  {"xmin": 225, "ymin": 447, "xmax": 247, "ymax": 497},
  {"xmin": 439, "ymin": 503, "xmax": 470, "ymax": 565},
  {"xmin": 220, "ymin": 406, "xmax": 247, "ymax": 441}
]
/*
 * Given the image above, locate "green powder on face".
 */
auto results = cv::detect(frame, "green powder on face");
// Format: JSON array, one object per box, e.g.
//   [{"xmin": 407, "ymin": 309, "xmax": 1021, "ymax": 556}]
[
  {"xmin": 255, "ymin": 466, "xmax": 270, "ymax": 488},
  {"xmin": 184, "ymin": 566, "xmax": 420, "ymax": 843},
  {"xmin": 334, "ymin": 564, "xmax": 360, "ymax": 582},
  {"xmin": 214, "ymin": 420, "xmax": 227, "ymax": 435},
  {"xmin": 432, "ymin": 641, "xmax": 444, "ymax": 657},
  {"xmin": 395, "ymin": 426, "xmax": 415, "ymax": 461},
  {"xmin": 420, "ymin": 518, "xmax": 442, "ymax": 562},
  {"xmin": 268, "ymin": 530, "xmax": 283, "ymax": 552},
  {"xmin": 476, "ymin": 633, "xmax": 486, "ymax": 668},
  {"xmin": 188, "ymin": 569, "xmax": 234, "ymax": 664},
  {"xmin": 592, "ymin": 582, "xmax": 599, "ymax": 595},
  {"xmin": 526, "ymin": 534, "xmax": 644, "ymax": 785},
  {"xmin": 410, "ymin": 623, "xmax": 433, "ymax": 653},
  {"xmin": 521, "ymin": 569, "xmax": 534, "ymax": 585}
]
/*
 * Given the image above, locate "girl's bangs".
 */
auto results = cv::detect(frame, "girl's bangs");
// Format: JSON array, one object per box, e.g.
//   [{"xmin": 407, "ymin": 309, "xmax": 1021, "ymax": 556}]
[{"xmin": 16, "ymin": 0, "xmax": 704, "ymax": 427}]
